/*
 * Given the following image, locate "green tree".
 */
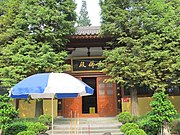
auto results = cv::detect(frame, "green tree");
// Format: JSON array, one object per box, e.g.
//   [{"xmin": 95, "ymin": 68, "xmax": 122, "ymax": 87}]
[
  {"xmin": 99, "ymin": 0, "xmax": 180, "ymax": 116},
  {"xmin": 140, "ymin": 91, "xmax": 177, "ymax": 135},
  {"xmin": 0, "ymin": 0, "xmax": 20, "ymax": 46},
  {"xmin": 77, "ymin": 0, "xmax": 91, "ymax": 26},
  {"xmin": 0, "ymin": 0, "xmax": 76, "ymax": 117}
]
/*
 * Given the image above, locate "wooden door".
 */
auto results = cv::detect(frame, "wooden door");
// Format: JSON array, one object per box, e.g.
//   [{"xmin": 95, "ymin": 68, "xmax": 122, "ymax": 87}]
[{"xmin": 97, "ymin": 77, "xmax": 118, "ymax": 117}]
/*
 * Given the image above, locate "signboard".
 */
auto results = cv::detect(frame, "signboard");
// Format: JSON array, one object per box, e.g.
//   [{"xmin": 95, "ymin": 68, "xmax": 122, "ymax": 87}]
[
  {"xmin": 122, "ymin": 98, "xmax": 129, "ymax": 102},
  {"xmin": 71, "ymin": 57, "xmax": 104, "ymax": 72}
]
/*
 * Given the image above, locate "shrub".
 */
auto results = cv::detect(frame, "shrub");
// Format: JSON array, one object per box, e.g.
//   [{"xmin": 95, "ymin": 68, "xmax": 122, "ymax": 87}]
[
  {"xmin": 17, "ymin": 131, "xmax": 36, "ymax": 135},
  {"xmin": 120, "ymin": 123, "xmax": 139, "ymax": 133},
  {"xmin": 27, "ymin": 122, "xmax": 48, "ymax": 134},
  {"xmin": 132, "ymin": 116, "xmax": 140, "ymax": 123},
  {"xmin": 133, "ymin": 115, "xmax": 147, "ymax": 125},
  {"xmin": 125, "ymin": 129, "xmax": 147, "ymax": 135},
  {"xmin": 138, "ymin": 114, "xmax": 154, "ymax": 134},
  {"xmin": 38, "ymin": 114, "xmax": 52, "ymax": 126},
  {"xmin": 150, "ymin": 92, "xmax": 176, "ymax": 134},
  {"xmin": 118, "ymin": 112, "xmax": 133, "ymax": 124},
  {"xmin": 0, "ymin": 94, "xmax": 19, "ymax": 128},
  {"xmin": 139, "ymin": 91, "xmax": 177, "ymax": 135},
  {"xmin": 14, "ymin": 117, "xmax": 38, "ymax": 123},
  {"xmin": 4, "ymin": 121, "xmax": 28, "ymax": 135}
]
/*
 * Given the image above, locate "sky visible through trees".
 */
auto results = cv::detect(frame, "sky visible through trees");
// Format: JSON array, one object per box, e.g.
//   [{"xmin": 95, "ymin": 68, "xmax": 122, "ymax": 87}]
[{"xmin": 75, "ymin": 0, "xmax": 100, "ymax": 26}]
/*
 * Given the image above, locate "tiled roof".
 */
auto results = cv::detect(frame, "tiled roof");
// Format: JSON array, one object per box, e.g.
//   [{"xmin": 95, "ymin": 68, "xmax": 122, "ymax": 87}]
[{"xmin": 75, "ymin": 26, "xmax": 100, "ymax": 35}]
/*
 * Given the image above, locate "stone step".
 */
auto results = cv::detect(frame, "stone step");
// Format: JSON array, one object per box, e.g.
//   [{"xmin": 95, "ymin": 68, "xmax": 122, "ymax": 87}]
[
  {"xmin": 47, "ymin": 129, "xmax": 123, "ymax": 135},
  {"xmin": 48, "ymin": 132, "xmax": 124, "ymax": 135},
  {"xmin": 54, "ymin": 120, "xmax": 120, "ymax": 125},
  {"xmin": 54, "ymin": 117, "xmax": 120, "ymax": 124},
  {"xmin": 53, "ymin": 124, "xmax": 121, "ymax": 130},
  {"xmin": 46, "ymin": 117, "xmax": 123, "ymax": 135},
  {"xmin": 55, "ymin": 116, "xmax": 118, "ymax": 121},
  {"xmin": 48, "ymin": 128, "xmax": 121, "ymax": 133},
  {"xmin": 47, "ymin": 132, "xmax": 123, "ymax": 135}
]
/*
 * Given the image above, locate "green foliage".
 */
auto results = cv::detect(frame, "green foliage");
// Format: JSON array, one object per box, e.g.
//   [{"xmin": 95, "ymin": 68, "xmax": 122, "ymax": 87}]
[
  {"xmin": 1, "ymin": 38, "xmax": 70, "ymax": 87},
  {"xmin": 0, "ymin": 0, "xmax": 21, "ymax": 46},
  {"xmin": 38, "ymin": 114, "xmax": 52, "ymax": 126},
  {"xmin": 27, "ymin": 122, "xmax": 48, "ymax": 134},
  {"xmin": 150, "ymin": 91, "xmax": 177, "ymax": 122},
  {"xmin": 132, "ymin": 116, "xmax": 140, "ymax": 123},
  {"xmin": 0, "ymin": 94, "xmax": 19, "ymax": 128},
  {"xmin": 77, "ymin": 0, "xmax": 91, "ymax": 26},
  {"xmin": 17, "ymin": 131, "xmax": 36, "ymax": 135},
  {"xmin": 14, "ymin": 117, "xmax": 38, "ymax": 123},
  {"xmin": 0, "ymin": 0, "xmax": 76, "ymax": 117},
  {"xmin": 175, "ymin": 113, "xmax": 180, "ymax": 119},
  {"xmin": 120, "ymin": 123, "xmax": 139, "ymax": 133},
  {"xmin": 138, "ymin": 115, "xmax": 152, "ymax": 134},
  {"xmin": 125, "ymin": 129, "xmax": 147, "ymax": 135},
  {"xmin": 0, "ymin": 0, "xmax": 76, "ymax": 87},
  {"xmin": 118, "ymin": 112, "xmax": 133, "ymax": 124},
  {"xmin": 100, "ymin": 0, "xmax": 179, "ymax": 116},
  {"xmin": 4, "ymin": 121, "xmax": 28, "ymax": 135},
  {"xmin": 100, "ymin": 0, "xmax": 180, "ymax": 88},
  {"xmin": 0, "ymin": 85, "xmax": 8, "ymax": 95},
  {"xmin": 139, "ymin": 91, "xmax": 177, "ymax": 135}
]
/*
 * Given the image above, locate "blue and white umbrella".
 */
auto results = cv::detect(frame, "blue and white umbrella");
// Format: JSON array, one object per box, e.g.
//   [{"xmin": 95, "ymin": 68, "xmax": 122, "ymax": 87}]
[
  {"xmin": 10, "ymin": 73, "xmax": 94, "ymax": 99},
  {"xmin": 9, "ymin": 72, "xmax": 94, "ymax": 135}
]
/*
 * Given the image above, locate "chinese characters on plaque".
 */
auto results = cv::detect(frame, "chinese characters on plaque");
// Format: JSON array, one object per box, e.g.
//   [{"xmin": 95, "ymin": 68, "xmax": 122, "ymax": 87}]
[{"xmin": 72, "ymin": 58, "xmax": 104, "ymax": 72}]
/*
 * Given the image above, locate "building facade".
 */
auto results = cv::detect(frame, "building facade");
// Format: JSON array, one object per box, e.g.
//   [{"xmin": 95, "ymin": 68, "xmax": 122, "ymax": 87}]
[
  {"xmin": 17, "ymin": 26, "xmax": 180, "ymax": 118},
  {"xmin": 60, "ymin": 26, "xmax": 118, "ymax": 117}
]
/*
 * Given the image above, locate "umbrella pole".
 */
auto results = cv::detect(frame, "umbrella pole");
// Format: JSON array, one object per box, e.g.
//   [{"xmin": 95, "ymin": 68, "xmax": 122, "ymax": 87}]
[{"xmin": 51, "ymin": 98, "xmax": 54, "ymax": 135}]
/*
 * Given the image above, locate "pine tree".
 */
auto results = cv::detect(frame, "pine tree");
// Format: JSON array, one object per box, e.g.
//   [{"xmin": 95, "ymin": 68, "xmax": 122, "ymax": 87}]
[
  {"xmin": 99, "ymin": 0, "xmax": 179, "ymax": 116},
  {"xmin": 0, "ymin": 0, "xmax": 76, "ymax": 117},
  {"xmin": 77, "ymin": 0, "xmax": 91, "ymax": 26},
  {"xmin": 0, "ymin": 0, "xmax": 76, "ymax": 87}
]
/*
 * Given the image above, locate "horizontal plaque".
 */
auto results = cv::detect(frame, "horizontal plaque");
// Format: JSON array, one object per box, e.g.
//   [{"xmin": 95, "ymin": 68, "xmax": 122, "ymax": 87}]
[{"xmin": 71, "ymin": 57, "xmax": 104, "ymax": 72}]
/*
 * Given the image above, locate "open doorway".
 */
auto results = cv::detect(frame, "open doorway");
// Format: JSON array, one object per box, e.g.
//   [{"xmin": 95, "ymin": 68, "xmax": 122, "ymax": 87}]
[{"xmin": 82, "ymin": 77, "xmax": 97, "ymax": 114}]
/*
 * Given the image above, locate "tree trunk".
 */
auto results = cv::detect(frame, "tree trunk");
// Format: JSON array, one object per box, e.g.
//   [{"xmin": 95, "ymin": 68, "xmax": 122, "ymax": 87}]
[
  {"xmin": 15, "ymin": 99, "xmax": 19, "ymax": 110},
  {"xmin": 130, "ymin": 88, "xmax": 139, "ymax": 116},
  {"xmin": 35, "ymin": 99, "xmax": 43, "ymax": 117}
]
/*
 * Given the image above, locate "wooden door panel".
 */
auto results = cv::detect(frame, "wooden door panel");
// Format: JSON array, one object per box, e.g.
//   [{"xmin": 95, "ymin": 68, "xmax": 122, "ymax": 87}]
[{"xmin": 97, "ymin": 77, "xmax": 117, "ymax": 116}]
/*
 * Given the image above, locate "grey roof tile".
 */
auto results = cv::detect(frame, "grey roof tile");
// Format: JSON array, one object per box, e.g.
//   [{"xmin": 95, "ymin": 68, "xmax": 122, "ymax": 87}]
[{"xmin": 75, "ymin": 26, "xmax": 100, "ymax": 35}]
